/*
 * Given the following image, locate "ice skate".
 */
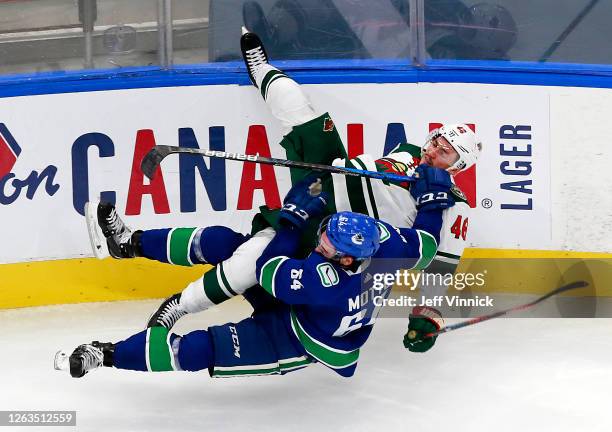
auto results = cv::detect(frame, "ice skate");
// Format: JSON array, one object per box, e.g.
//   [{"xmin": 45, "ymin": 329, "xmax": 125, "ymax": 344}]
[
  {"xmin": 96, "ymin": 201, "xmax": 141, "ymax": 258},
  {"xmin": 240, "ymin": 29, "xmax": 270, "ymax": 88},
  {"xmin": 54, "ymin": 342, "xmax": 114, "ymax": 378},
  {"xmin": 67, "ymin": 344, "xmax": 103, "ymax": 378},
  {"xmin": 147, "ymin": 293, "xmax": 188, "ymax": 329}
]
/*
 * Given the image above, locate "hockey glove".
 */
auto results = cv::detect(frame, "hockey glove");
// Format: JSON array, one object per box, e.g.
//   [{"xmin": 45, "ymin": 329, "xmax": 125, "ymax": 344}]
[
  {"xmin": 279, "ymin": 175, "xmax": 329, "ymax": 229},
  {"xmin": 410, "ymin": 165, "xmax": 454, "ymax": 211},
  {"xmin": 403, "ymin": 306, "xmax": 444, "ymax": 353}
]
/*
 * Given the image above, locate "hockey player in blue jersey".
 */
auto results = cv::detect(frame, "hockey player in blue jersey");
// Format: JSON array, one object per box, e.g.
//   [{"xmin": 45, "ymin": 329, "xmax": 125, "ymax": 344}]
[
  {"xmin": 253, "ymin": 175, "xmax": 448, "ymax": 375},
  {"xmin": 58, "ymin": 171, "xmax": 450, "ymax": 379}
]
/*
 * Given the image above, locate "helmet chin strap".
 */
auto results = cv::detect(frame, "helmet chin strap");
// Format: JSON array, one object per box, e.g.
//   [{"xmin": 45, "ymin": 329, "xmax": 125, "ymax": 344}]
[{"xmin": 446, "ymin": 153, "xmax": 463, "ymax": 173}]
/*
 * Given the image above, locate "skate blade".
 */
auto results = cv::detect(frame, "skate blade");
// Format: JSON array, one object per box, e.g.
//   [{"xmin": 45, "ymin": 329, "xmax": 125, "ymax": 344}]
[
  {"xmin": 54, "ymin": 350, "xmax": 69, "ymax": 371},
  {"xmin": 85, "ymin": 200, "xmax": 109, "ymax": 259}
]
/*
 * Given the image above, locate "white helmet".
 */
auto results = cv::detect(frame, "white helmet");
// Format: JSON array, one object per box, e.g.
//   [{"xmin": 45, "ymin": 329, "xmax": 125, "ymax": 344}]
[{"xmin": 424, "ymin": 123, "xmax": 482, "ymax": 171}]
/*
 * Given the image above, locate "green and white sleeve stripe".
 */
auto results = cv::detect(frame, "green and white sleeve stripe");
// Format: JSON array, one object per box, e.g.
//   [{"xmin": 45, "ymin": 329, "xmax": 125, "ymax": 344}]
[
  {"xmin": 435, "ymin": 251, "xmax": 461, "ymax": 265},
  {"xmin": 412, "ymin": 230, "xmax": 439, "ymax": 270},
  {"xmin": 259, "ymin": 256, "xmax": 290, "ymax": 297},
  {"xmin": 342, "ymin": 159, "xmax": 372, "ymax": 217},
  {"xmin": 290, "ymin": 309, "xmax": 359, "ymax": 371},
  {"xmin": 351, "ymin": 157, "xmax": 380, "ymax": 219}
]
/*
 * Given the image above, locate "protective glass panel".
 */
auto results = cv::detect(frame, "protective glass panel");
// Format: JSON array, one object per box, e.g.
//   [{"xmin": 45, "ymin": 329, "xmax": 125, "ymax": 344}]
[
  {"xmin": 0, "ymin": 0, "xmax": 162, "ymax": 75},
  {"xmin": 206, "ymin": 0, "xmax": 414, "ymax": 62},
  {"xmin": 172, "ymin": 0, "xmax": 209, "ymax": 65},
  {"xmin": 423, "ymin": 0, "xmax": 612, "ymax": 64}
]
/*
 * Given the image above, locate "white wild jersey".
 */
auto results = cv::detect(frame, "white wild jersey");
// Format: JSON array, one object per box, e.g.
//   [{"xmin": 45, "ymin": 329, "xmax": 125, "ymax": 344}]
[{"xmin": 331, "ymin": 143, "xmax": 471, "ymax": 265}]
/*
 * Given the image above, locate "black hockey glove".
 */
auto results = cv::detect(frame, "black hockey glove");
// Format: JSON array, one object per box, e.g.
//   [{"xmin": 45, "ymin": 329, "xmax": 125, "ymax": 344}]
[
  {"xmin": 410, "ymin": 165, "xmax": 454, "ymax": 211},
  {"xmin": 278, "ymin": 175, "xmax": 329, "ymax": 229},
  {"xmin": 403, "ymin": 306, "xmax": 444, "ymax": 353}
]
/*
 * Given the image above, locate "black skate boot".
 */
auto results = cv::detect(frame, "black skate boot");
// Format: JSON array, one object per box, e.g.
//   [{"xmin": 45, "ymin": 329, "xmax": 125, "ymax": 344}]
[
  {"xmin": 147, "ymin": 293, "xmax": 188, "ymax": 329},
  {"xmin": 97, "ymin": 202, "xmax": 142, "ymax": 258},
  {"xmin": 92, "ymin": 341, "xmax": 115, "ymax": 367},
  {"xmin": 240, "ymin": 29, "xmax": 270, "ymax": 88},
  {"xmin": 67, "ymin": 342, "xmax": 114, "ymax": 378}
]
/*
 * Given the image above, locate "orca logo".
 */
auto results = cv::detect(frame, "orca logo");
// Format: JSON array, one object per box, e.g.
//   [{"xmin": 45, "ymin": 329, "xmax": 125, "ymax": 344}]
[
  {"xmin": 316, "ymin": 262, "xmax": 339, "ymax": 287},
  {"xmin": 0, "ymin": 123, "xmax": 60, "ymax": 205},
  {"xmin": 351, "ymin": 233, "xmax": 364, "ymax": 245}
]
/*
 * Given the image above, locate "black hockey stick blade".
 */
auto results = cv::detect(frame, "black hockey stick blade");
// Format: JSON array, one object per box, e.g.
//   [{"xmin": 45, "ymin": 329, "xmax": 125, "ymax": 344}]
[
  {"xmin": 141, "ymin": 146, "xmax": 174, "ymax": 179},
  {"xmin": 535, "ymin": 280, "xmax": 589, "ymax": 301}
]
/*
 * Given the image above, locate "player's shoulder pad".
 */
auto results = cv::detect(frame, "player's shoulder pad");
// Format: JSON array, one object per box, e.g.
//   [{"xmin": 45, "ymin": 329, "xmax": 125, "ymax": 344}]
[
  {"xmin": 389, "ymin": 142, "xmax": 422, "ymax": 159},
  {"xmin": 449, "ymin": 184, "xmax": 469, "ymax": 205}
]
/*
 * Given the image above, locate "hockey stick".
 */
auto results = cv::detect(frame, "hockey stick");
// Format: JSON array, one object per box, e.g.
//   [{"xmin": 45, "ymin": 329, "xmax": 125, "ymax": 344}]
[
  {"xmin": 538, "ymin": 0, "xmax": 600, "ymax": 62},
  {"xmin": 141, "ymin": 145, "xmax": 416, "ymax": 184},
  {"xmin": 408, "ymin": 280, "xmax": 588, "ymax": 341}
]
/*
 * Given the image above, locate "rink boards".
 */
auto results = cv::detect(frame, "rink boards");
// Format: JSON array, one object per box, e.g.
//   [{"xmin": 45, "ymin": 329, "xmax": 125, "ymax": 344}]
[
  {"xmin": 1, "ymin": 79, "xmax": 611, "ymax": 308},
  {"xmin": 2, "ymin": 249, "xmax": 611, "ymax": 309}
]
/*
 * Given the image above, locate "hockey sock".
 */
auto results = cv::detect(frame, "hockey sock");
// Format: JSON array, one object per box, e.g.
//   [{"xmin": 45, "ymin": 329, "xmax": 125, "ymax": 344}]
[
  {"xmin": 113, "ymin": 328, "xmax": 214, "ymax": 372},
  {"xmin": 140, "ymin": 226, "xmax": 249, "ymax": 266},
  {"xmin": 175, "ymin": 330, "xmax": 214, "ymax": 372},
  {"xmin": 180, "ymin": 266, "xmax": 237, "ymax": 312},
  {"xmin": 256, "ymin": 66, "xmax": 318, "ymax": 132},
  {"xmin": 250, "ymin": 63, "xmax": 274, "ymax": 89}
]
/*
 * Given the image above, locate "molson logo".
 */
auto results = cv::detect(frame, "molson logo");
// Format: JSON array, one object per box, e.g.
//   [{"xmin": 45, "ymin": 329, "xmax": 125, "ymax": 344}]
[
  {"xmin": 0, "ymin": 123, "xmax": 60, "ymax": 205},
  {"xmin": 0, "ymin": 123, "xmax": 20, "ymax": 178}
]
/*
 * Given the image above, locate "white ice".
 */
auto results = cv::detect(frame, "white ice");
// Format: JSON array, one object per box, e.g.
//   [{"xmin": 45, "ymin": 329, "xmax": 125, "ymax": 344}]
[{"xmin": 1, "ymin": 298, "xmax": 611, "ymax": 432}]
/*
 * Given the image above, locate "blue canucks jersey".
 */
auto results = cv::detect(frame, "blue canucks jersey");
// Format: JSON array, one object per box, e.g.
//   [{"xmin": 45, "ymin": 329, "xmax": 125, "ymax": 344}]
[{"xmin": 255, "ymin": 215, "xmax": 441, "ymax": 377}]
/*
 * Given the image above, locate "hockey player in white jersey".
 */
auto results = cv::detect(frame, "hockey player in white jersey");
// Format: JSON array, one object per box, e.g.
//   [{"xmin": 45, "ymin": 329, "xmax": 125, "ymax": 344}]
[
  {"xmin": 237, "ymin": 29, "xmax": 480, "ymax": 270},
  {"xmin": 86, "ymin": 29, "xmax": 481, "ymax": 333}
]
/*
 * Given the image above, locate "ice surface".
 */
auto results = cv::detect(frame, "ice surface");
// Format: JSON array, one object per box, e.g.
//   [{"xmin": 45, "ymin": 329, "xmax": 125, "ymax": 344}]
[{"xmin": 1, "ymin": 297, "xmax": 611, "ymax": 432}]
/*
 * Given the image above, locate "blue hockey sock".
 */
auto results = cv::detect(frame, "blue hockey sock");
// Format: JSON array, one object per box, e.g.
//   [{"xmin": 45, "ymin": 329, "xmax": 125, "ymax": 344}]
[
  {"xmin": 176, "ymin": 330, "xmax": 214, "ymax": 372},
  {"xmin": 113, "ymin": 327, "xmax": 214, "ymax": 372},
  {"xmin": 140, "ymin": 226, "xmax": 249, "ymax": 266}
]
